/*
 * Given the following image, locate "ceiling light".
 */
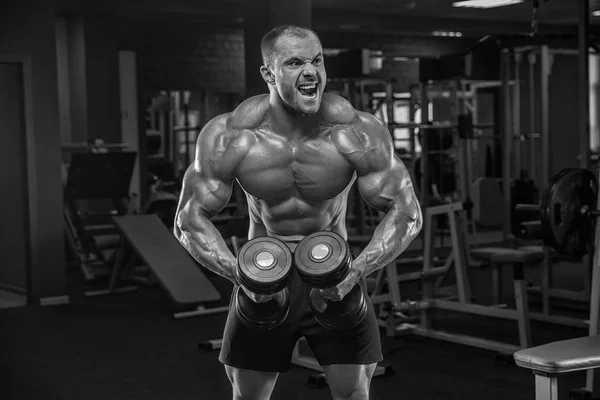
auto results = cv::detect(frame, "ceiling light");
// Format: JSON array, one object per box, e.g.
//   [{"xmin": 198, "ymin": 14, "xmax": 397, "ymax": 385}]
[
  {"xmin": 432, "ymin": 31, "xmax": 463, "ymax": 37},
  {"xmin": 453, "ymin": 0, "xmax": 523, "ymax": 9},
  {"xmin": 593, "ymin": 10, "xmax": 600, "ymax": 17}
]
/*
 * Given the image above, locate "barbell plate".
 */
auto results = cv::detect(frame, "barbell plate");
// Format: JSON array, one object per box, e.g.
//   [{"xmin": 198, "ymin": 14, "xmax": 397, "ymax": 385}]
[{"xmin": 540, "ymin": 168, "xmax": 597, "ymax": 256}]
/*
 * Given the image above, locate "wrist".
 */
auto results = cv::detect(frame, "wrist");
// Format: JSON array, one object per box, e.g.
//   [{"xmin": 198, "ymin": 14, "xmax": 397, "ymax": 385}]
[
  {"xmin": 351, "ymin": 259, "xmax": 367, "ymax": 282},
  {"xmin": 229, "ymin": 258, "xmax": 240, "ymax": 285}
]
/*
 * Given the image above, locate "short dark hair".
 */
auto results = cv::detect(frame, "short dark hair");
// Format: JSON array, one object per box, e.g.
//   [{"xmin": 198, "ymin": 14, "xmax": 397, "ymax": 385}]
[{"xmin": 260, "ymin": 25, "xmax": 321, "ymax": 66}]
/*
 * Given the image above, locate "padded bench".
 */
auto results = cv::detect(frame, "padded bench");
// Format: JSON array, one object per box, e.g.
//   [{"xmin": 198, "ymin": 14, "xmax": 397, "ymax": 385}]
[
  {"xmin": 514, "ymin": 335, "xmax": 600, "ymax": 400},
  {"xmin": 470, "ymin": 246, "xmax": 547, "ymax": 349}
]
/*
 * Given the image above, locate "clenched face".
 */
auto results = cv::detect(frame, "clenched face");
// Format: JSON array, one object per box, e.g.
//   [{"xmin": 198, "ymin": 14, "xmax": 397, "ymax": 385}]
[{"xmin": 263, "ymin": 33, "xmax": 327, "ymax": 115}]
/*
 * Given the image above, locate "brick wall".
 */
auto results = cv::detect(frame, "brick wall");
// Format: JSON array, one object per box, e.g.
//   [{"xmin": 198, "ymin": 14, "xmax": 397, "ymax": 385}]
[
  {"xmin": 118, "ymin": 20, "xmax": 245, "ymax": 93},
  {"xmin": 117, "ymin": 19, "xmax": 475, "ymax": 94}
]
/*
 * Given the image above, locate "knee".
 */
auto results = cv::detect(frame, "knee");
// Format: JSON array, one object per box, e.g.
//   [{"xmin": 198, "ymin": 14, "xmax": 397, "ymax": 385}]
[
  {"xmin": 229, "ymin": 381, "xmax": 270, "ymax": 400},
  {"xmin": 231, "ymin": 386, "xmax": 262, "ymax": 400},
  {"xmin": 330, "ymin": 385, "xmax": 369, "ymax": 400},
  {"xmin": 225, "ymin": 366, "xmax": 276, "ymax": 400}
]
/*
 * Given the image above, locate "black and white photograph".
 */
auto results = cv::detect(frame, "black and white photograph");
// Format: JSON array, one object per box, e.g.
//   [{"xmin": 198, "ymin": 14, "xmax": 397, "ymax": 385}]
[{"xmin": 1, "ymin": 1, "xmax": 600, "ymax": 399}]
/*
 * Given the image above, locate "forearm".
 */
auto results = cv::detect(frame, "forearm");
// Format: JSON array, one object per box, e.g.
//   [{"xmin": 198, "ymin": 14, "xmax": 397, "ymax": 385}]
[
  {"xmin": 175, "ymin": 216, "xmax": 238, "ymax": 283},
  {"xmin": 353, "ymin": 203, "xmax": 422, "ymax": 279}
]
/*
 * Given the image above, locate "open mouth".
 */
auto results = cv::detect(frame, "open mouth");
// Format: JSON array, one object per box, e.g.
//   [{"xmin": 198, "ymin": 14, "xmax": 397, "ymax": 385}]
[{"xmin": 297, "ymin": 82, "xmax": 318, "ymax": 98}]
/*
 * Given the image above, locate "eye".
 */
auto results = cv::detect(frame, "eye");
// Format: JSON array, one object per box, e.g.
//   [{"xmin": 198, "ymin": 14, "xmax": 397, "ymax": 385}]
[
  {"xmin": 290, "ymin": 59, "xmax": 302, "ymax": 67},
  {"xmin": 313, "ymin": 58, "xmax": 323, "ymax": 66}
]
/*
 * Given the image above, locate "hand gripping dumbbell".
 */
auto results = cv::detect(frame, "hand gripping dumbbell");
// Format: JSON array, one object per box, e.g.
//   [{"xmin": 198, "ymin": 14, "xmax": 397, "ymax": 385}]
[
  {"xmin": 234, "ymin": 237, "xmax": 293, "ymax": 330},
  {"xmin": 294, "ymin": 231, "xmax": 367, "ymax": 330}
]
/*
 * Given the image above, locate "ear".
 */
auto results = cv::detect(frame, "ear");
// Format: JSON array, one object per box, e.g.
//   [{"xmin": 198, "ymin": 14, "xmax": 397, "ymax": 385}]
[{"xmin": 260, "ymin": 65, "xmax": 275, "ymax": 85}]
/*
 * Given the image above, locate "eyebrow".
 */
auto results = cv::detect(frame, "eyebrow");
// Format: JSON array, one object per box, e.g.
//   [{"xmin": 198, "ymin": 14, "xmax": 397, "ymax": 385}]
[{"xmin": 283, "ymin": 52, "xmax": 323, "ymax": 64}]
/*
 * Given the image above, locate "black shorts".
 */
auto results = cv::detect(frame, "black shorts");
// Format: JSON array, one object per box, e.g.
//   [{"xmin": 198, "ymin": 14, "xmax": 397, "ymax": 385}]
[{"xmin": 218, "ymin": 268, "xmax": 383, "ymax": 373}]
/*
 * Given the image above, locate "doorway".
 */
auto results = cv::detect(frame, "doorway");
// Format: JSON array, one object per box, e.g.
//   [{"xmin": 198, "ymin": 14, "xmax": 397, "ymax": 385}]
[{"xmin": 0, "ymin": 58, "xmax": 32, "ymax": 308}]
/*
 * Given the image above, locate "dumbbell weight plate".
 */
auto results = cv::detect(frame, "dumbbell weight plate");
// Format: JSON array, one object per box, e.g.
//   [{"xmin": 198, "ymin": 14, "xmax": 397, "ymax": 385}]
[
  {"xmin": 238, "ymin": 237, "xmax": 293, "ymax": 295},
  {"xmin": 309, "ymin": 285, "xmax": 367, "ymax": 330},
  {"xmin": 294, "ymin": 232, "xmax": 351, "ymax": 289},
  {"xmin": 234, "ymin": 286, "xmax": 290, "ymax": 330}
]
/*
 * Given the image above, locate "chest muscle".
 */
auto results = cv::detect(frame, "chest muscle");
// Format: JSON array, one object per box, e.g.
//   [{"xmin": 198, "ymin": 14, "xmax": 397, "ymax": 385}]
[{"xmin": 236, "ymin": 136, "xmax": 354, "ymax": 202}]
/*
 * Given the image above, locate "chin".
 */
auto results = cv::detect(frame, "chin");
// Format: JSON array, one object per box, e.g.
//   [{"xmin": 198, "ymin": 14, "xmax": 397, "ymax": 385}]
[
  {"xmin": 298, "ymin": 104, "xmax": 320, "ymax": 116},
  {"xmin": 296, "ymin": 97, "xmax": 322, "ymax": 115}
]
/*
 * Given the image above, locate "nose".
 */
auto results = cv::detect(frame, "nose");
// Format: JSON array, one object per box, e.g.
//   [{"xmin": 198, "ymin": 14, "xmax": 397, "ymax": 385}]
[{"xmin": 302, "ymin": 61, "xmax": 317, "ymax": 78}]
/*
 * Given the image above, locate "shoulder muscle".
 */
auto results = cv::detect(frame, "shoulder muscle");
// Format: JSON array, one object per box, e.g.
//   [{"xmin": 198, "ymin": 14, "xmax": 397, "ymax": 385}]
[
  {"xmin": 331, "ymin": 110, "xmax": 393, "ymax": 175},
  {"xmin": 178, "ymin": 113, "xmax": 254, "ymax": 220},
  {"xmin": 320, "ymin": 93, "xmax": 356, "ymax": 125},
  {"xmin": 193, "ymin": 113, "xmax": 254, "ymax": 181}
]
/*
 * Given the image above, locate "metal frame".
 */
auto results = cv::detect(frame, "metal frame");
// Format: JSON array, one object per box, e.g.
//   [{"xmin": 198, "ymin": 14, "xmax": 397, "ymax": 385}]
[
  {"xmin": 533, "ymin": 373, "xmax": 559, "ymax": 400},
  {"xmin": 501, "ymin": 48, "xmax": 513, "ymax": 240},
  {"xmin": 373, "ymin": 200, "xmax": 596, "ymax": 356},
  {"xmin": 373, "ymin": 202, "xmax": 534, "ymax": 354},
  {"xmin": 515, "ymin": 3, "xmax": 600, "ymax": 387},
  {"xmin": 510, "ymin": 44, "xmax": 597, "ymax": 184},
  {"xmin": 415, "ymin": 78, "xmax": 504, "ymax": 207},
  {"xmin": 502, "ymin": 43, "xmax": 598, "ymax": 324},
  {"xmin": 516, "ymin": 163, "xmax": 600, "ymax": 400},
  {"xmin": 587, "ymin": 157, "xmax": 600, "ymax": 393}
]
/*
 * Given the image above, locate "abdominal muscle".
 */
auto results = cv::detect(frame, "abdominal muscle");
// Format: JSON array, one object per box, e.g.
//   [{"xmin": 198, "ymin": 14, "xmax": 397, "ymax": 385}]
[{"xmin": 245, "ymin": 192, "xmax": 350, "ymax": 245}]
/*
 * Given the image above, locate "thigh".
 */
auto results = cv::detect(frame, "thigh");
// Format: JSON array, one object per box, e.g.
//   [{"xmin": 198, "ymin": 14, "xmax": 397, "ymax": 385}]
[
  {"xmin": 322, "ymin": 363, "xmax": 377, "ymax": 400},
  {"xmin": 225, "ymin": 365, "xmax": 279, "ymax": 400}
]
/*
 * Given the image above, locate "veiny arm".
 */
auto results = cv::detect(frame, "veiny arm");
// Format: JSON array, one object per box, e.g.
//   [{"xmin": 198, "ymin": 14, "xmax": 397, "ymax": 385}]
[
  {"xmin": 334, "ymin": 111, "xmax": 423, "ymax": 280},
  {"xmin": 173, "ymin": 114, "xmax": 252, "ymax": 283}
]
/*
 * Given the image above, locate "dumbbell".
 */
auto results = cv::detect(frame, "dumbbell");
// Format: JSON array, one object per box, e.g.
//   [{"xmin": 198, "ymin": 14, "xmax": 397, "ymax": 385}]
[
  {"xmin": 294, "ymin": 231, "xmax": 367, "ymax": 330},
  {"xmin": 234, "ymin": 237, "xmax": 293, "ymax": 330}
]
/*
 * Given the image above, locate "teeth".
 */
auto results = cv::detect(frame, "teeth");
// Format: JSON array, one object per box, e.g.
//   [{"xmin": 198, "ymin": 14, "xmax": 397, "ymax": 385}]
[{"xmin": 298, "ymin": 84, "xmax": 317, "ymax": 89}]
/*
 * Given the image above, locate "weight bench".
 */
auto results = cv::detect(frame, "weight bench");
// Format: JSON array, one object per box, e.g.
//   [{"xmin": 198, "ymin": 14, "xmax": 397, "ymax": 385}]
[
  {"xmin": 514, "ymin": 336, "xmax": 600, "ymax": 400},
  {"xmin": 469, "ymin": 245, "xmax": 547, "ymax": 350},
  {"xmin": 90, "ymin": 214, "xmax": 229, "ymax": 319}
]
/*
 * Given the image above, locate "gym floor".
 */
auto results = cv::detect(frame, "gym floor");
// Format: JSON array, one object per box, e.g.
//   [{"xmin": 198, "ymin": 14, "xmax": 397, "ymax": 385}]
[{"xmin": 0, "ymin": 263, "xmax": 590, "ymax": 400}]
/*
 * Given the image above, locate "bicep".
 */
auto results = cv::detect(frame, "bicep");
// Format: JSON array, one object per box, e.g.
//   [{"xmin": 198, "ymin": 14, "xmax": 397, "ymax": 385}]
[
  {"xmin": 176, "ymin": 116, "xmax": 241, "ymax": 228},
  {"xmin": 346, "ymin": 112, "xmax": 418, "ymax": 211},
  {"xmin": 178, "ymin": 166, "xmax": 234, "ymax": 223},
  {"xmin": 357, "ymin": 156, "xmax": 417, "ymax": 212},
  {"xmin": 332, "ymin": 111, "xmax": 419, "ymax": 212}
]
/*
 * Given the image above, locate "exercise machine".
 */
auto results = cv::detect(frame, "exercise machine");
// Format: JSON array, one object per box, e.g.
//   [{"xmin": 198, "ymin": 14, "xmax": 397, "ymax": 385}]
[
  {"xmin": 514, "ymin": 167, "xmax": 600, "ymax": 399},
  {"xmin": 63, "ymin": 151, "xmax": 137, "ymax": 286}
]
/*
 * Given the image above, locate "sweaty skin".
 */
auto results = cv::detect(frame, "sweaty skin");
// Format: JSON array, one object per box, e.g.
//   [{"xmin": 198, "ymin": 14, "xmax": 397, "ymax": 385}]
[
  {"xmin": 175, "ymin": 28, "xmax": 422, "ymax": 400},
  {"xmin": 174, "ymin": 92, "xmax": 422, "ymax": 300}
]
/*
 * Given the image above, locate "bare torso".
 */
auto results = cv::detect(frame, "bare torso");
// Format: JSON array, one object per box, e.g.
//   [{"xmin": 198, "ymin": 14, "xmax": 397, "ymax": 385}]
[{"xmin": 229, "ymin": 94, "xmax": 359, "ymax": 241}]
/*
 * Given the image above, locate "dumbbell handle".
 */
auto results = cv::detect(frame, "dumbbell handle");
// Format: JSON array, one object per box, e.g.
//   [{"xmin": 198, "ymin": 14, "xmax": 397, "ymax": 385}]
[
  {"xmin": 519, "ymin": 221, "xmax": 543, "ymax": 240},
  {"xmin": 240, "ymin": 285, "xmax": 285, "ymax": 303},
  {"xmin": 516, "ymin": 203, "xmax": 600, "ymax": 218},
  {"xmin": 515, "ymin": 204, "xmax": 540, "ymax": 213},
  {"xmin": 311, "ymin": 287, "xmax": 344, "ymax": 303},
  {"xmin": 581, "ymin": 205, "xmax": 600, "ymax": 218},
  {"xmin": 516, "ymin": 204, "xmax": 600, "ymax": 216}
]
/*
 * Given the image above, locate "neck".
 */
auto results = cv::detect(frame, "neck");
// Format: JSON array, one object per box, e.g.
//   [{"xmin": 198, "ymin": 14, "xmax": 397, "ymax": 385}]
[{"xmin": 268, "ymin": 90, "xmax": 320, "ymax": 137}]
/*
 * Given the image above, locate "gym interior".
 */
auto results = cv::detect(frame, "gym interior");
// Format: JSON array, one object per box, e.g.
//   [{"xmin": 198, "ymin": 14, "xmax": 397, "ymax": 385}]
[{"xmin": 2, "ymin": 0, "xmax": 600, "ymax": 399}]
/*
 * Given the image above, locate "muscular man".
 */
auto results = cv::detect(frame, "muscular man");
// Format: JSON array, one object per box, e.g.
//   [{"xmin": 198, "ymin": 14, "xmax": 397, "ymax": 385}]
[{"xmin": 174, "ymin": 25, "xmax": 422, "ymax": 400}]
